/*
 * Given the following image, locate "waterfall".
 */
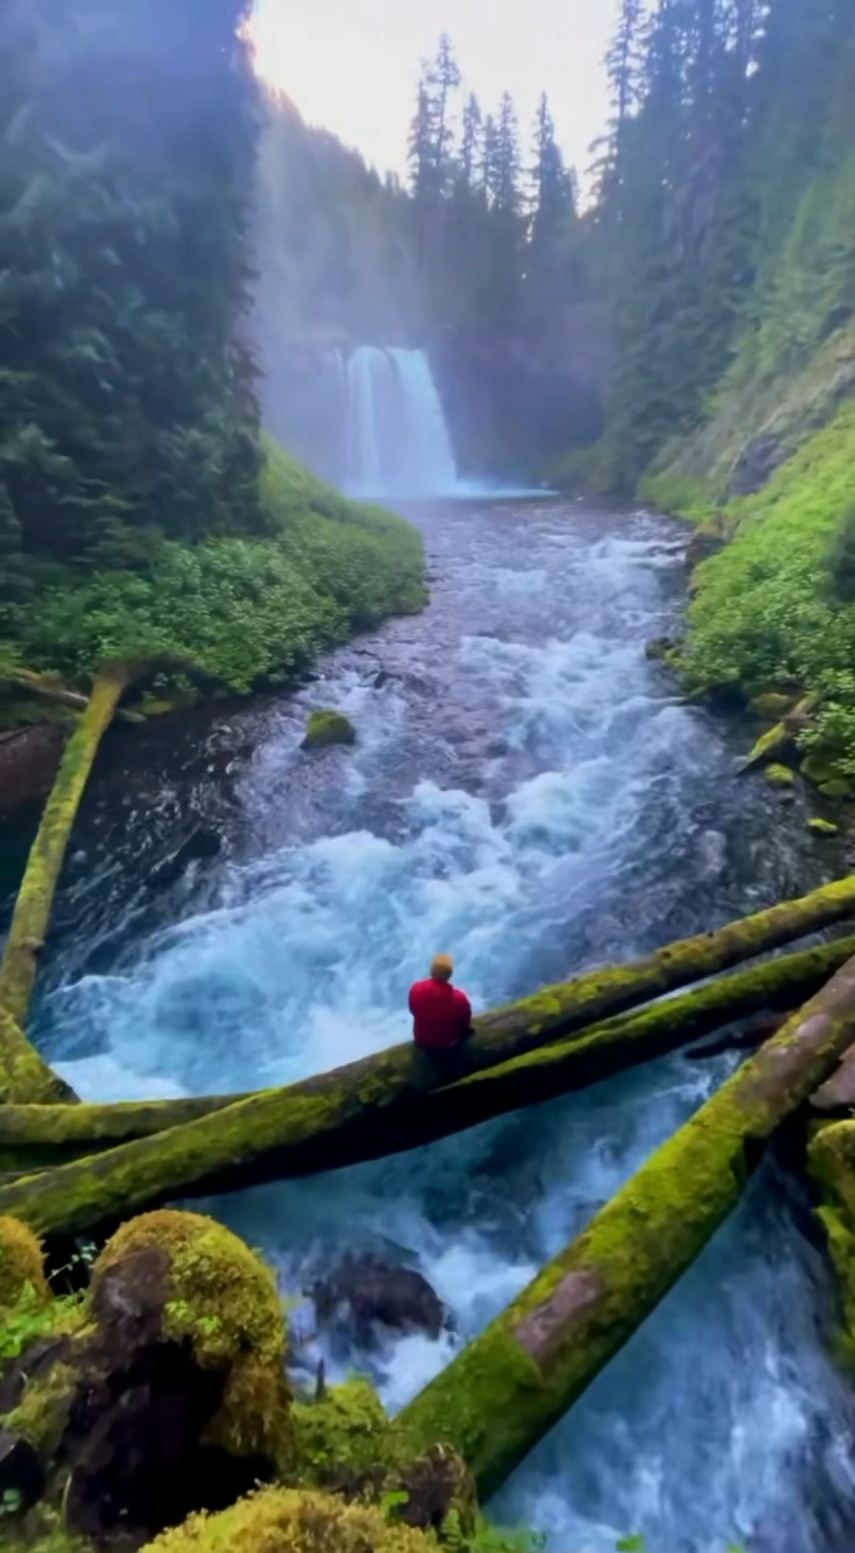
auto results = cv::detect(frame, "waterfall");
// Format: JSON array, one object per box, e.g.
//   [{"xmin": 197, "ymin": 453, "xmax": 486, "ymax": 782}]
[{"xmin": 345, "ymin": 346, "xmax": 460, "ymax": 499}]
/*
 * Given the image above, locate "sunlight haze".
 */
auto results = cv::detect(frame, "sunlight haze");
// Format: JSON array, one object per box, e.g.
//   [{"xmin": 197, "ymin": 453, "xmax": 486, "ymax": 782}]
[{"xmin": 248, "ymin": 0, "xmax": 620, "ymax": 185}]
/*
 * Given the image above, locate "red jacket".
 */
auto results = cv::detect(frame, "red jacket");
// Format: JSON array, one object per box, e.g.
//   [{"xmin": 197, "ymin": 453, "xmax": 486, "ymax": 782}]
[{"xmin": 409, "ymin": 978, "xmax": 472, "ymax": 1050}]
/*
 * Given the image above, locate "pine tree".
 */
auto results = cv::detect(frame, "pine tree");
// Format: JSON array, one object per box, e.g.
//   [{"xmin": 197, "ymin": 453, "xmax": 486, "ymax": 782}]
[
  {"xmin": 427, "ymin": 33, "xmax": 461, "ymax": 197},
  {"xmin": 493, "ymin": 92, "xmax": 521, "ymax": 214},
  {"xmin": 594, "ymin": 0, "xmax": 644, "ymax": 222},
  {"xmin": 458, "ymin": 93, "xmax": 483, "ymax": 193}
]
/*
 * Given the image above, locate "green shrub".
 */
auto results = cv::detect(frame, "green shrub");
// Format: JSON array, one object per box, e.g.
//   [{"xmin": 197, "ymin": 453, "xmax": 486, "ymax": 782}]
[{"xmin": 5, "ymin": 441, "xmax": 425, "ymax": 695}]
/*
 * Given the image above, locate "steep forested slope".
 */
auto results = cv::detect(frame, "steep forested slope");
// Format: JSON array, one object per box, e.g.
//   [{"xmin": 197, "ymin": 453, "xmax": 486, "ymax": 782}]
[
  {"xmin": 585, "ymin": 0, "xmax": 855, "ymax": 773},
  {"xmin": 0, "ymin": 0, "xmax": 422, "ymax": 714}
]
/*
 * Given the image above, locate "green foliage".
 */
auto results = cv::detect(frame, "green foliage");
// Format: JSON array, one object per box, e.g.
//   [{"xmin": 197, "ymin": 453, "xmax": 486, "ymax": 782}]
[
  {"xmin": 0, "ymin": 0, "xmax": 261, "ymax": 590},
  {"xmin": 6, "ymin": 442, "xmax": 424, "ymax": 695},
  {"xmin": 439, "ymin": 1512, "xmax": 545, "ymax": 1553},
  {"xmin": 0, "ymin": 1286, "xmax": 85, "ymax": 1363},
  {"xmin": 828, "ymin": 506, "xmax": 855, "ymax": 603},
  {"xmin": 684, "ymin": 406, "xmax": 855, "ymax": 768}
]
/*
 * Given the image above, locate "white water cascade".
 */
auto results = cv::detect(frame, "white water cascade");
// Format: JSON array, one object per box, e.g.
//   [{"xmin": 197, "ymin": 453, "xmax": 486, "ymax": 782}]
[{"xmin": 344, "ymin": 346, "xmax": 460, "ymax": 499}]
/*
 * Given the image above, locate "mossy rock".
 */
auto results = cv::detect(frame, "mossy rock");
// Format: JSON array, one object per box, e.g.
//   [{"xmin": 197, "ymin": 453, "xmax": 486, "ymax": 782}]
[
  {"xmin": 749, "ymin": 692, "xmax": 794, "ymax": 719},
  {"xmin": 292, "ymin": 1380, "xmax": 402, "ymax": 1494},
  {"xmin": 809, "ymin": 818, "xmax": 841, "ymax": 837},
  {"xmin": 91, "ymin": 1210, "xmax": 291, "ymax": 1463},
  {"xmin": 301, "ymin": 710, "xmax": 356, "ymax": 751},
  {"xmin": 0, "ymin": 1215, "xmax": 48, "ymax": 1311},
  {"xmin": 819, "ymin": 780, "xmax": 855, "ymax": 801},
  {"xmin": 801, "ymin": 752, "xmax": 848, "ymax": 790},
  {"xmin": 765, "ymin": 763, "xmax": 796, "ymax": 789},
  {"xmin": 139, "ymin": 1486, "xmax": 438, "ymax": 1552}
]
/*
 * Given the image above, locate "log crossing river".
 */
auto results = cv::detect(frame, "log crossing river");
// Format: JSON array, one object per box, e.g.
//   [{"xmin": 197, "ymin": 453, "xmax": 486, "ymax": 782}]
[{"xmin": 19, "ymin": 496, "xmax": 855, "ymax": 1551}]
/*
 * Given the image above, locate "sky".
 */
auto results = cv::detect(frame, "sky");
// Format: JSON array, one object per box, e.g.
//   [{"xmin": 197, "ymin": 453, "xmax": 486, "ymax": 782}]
[{"xmin": 247, "ymin": 0, "xmax": 620, "ymax": 191}]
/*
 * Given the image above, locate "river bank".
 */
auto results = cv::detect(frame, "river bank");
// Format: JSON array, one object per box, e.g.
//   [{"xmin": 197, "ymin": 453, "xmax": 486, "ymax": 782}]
[{"xmin": 3, "ymin": 494, "xmax": 852, "ymax": 1550}]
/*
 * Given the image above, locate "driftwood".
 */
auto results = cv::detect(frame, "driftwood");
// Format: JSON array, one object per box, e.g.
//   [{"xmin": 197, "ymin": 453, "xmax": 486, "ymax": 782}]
[
  {"xmin": 0, "ymin": 935, "xmax": 853, "ymax": 1239},
  {"xmin": 397, "ymin": 951, "xmax": 855, "ymax": 1497}
]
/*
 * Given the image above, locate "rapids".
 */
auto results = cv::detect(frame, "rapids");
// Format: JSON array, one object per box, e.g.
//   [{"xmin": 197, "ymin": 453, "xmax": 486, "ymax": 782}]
[{"xmin": 12, "ymin": 497, "xmax": 855, "ymax": 1552}]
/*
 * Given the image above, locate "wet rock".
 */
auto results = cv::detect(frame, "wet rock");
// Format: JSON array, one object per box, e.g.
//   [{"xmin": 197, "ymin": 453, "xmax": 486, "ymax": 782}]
[
  {"xmin": 728, "ymin": 432, "xmax": 784, "ymax": 497},
  {"xmin": 0, "ymin": 1429, "xmax": 44, "ymax": 1512},
  {"xmin": 0, "ymin": 725, "xmax": 66, "ymax": 818},
  {"xmin": 150, "ymin": 826, "xmax": 222, "ymax": 889},
  {"xmin": 396, "ymin": 1444, "xmax": 477, "ymax": 1536},
  {"xmin": 645, "ymin": 636, "xmax": 680, "ymax": 663},
  {"xmin": 309, "ymin": 1253, "xmax": 446, "ymax": 1346},
  {"xmin": 301, "ymin": 709, "xmax": 357, "ymax": 750}
]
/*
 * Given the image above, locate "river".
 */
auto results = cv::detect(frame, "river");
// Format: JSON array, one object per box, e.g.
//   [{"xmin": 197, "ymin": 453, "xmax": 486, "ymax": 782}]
[{"xmin": 14, "ymin": 496, "xmax": 855, "ymax": 1552}]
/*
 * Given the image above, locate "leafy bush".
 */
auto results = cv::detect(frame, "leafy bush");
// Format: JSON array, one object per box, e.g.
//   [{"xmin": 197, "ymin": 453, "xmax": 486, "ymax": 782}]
[{"xmin": 6, "ymin": 442, "xmax": 424, "ymax": 694}]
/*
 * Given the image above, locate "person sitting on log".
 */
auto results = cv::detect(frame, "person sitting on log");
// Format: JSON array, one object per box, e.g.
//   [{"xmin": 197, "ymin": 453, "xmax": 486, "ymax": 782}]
[{"xmin": 409, "ymin": 954, "xmax": 473, "ymax": 1051}]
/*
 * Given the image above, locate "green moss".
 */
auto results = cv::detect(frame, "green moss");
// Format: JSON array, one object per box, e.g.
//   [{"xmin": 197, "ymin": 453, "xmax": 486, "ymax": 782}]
[
  {"xmin": 301, "ymin": 710, "xmax": 357, "ymax": 751},
  {"xmin": 750, "ymin": 692, "xmax": 795, "ymax": 719},
  {"xmin": 0, "ymin": 1214, "xmax": 48, "ymax": 1310},
  {"xmin": 292, "ymin": 1380, "xmax": 402, "ymax": 1491},
  {"xmin": 637, "ymin": 468, "xmax": 716, "ymax": 522},
  {"xmin": 684, "ymin": 405, "xmax": 855, "ymax": 772},
  {"xmin": 819, "ymin": 780, "xmax": 854, "ymax": 801},
  {"xmin": 765, "ymin": 764, "xmax": 796, "ymax": 789},
  {"xmin": 808, "ymin": 818, "xmax": 840, "ymax": 837},
  {"xmin": 139, "ymin": 1487, "xmax": 438, "ymax": 1552},
  {"xmin": 401, "ymin": 981, "xmax": 855, "ymax": 1497},
  {"xmin": 2, "ymin": 1360, "xmax": 77, "ymax": 1457},
  {"xmin": 91, "ymin": 1210, "xmax": 291, "ymax": 1463}
]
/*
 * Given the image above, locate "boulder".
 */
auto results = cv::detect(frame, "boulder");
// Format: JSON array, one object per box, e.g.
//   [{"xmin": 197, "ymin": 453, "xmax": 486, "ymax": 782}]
[
  {"xmin": 0, "ymin": 1210, "xmax": 293, "ymax": 1547},
  {"xmin": 765, "ymin": 764, "xmax": 796, "ymax": 789},
  {"xmin": 309, "ymin": 1254, "xmax": 446, "ymax": 1346},
  {"xmin": 301, "ymin": 710, "xmax": 357, "ymax": 751}
]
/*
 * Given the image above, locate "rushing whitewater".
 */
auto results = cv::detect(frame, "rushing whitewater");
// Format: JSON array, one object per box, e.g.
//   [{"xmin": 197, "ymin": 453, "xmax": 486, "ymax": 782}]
[
  {"xmin": 30, "ymin": 499, "xmax": 855, "ymax": 1553},
  {"xmin": 345, "ymin": 346, "xmax": 460, "ymax": 498}
]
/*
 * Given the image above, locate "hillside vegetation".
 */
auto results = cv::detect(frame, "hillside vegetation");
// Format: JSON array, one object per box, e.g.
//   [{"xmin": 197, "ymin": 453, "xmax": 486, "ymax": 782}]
[
  {"xmin": 0, "ymin": 0, "xmax": 423, "ymax": 714},
  {"xmin": 584, "ymin": 0, "xmax": 855, "ymax": 770}
]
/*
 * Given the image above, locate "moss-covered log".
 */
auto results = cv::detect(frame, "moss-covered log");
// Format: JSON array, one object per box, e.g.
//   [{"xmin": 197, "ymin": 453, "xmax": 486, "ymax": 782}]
[
  {"xmin": 397, "ymin": 951, "xmax": 855, "ymax": 1498},
  {"xmin": 0, "ymin": 1009, "xmax": 76, "ymax": 1109},
  {"xmin": 1, "ymin": 936, "xmax": 853, "ymax": 1239},
  {"xmin": 0, "ymin": 665, "xmax": 130, "ymax": 1034},
  {"xmin": 4, "ymin": 934, "xmax": 851, "ymax": 1177}
]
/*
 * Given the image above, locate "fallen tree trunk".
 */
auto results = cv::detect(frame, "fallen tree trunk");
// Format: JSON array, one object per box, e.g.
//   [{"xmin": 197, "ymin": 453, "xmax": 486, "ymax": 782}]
[
  {"xmin": 2, "ymin": 935, "xmax": 850, "ymax": 1178},
  {"xmin": 397, "ymin": 951, "xmax": 855, "ymax": 1498},
  {"xmin": 1, "ymin": 935, "xmax": 853, "ymax": 1238},
  {"xmin": 0, "ymin": 664, "xmax": 130, "ymax": 1035},
  {"xmin": 0, "ymin": 1009, "xmax": 76, "ymax": 1110}
]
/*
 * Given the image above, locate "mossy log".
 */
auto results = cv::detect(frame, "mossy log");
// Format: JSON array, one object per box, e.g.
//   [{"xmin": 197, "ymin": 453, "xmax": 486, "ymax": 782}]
[
  {"xmin": 0, "ymin": 937, "xmax": 853, "ymax": 1240},
  {"xmin": 0, "ymin": 665, "xmax": 130, "ymax": 1036},
  {"xmin": 397, "ymin": 951, "xmax": 855, "ymax": 1498}
]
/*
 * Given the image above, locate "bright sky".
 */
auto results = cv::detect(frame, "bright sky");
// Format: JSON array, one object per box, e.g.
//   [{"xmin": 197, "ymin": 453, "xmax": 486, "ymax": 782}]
[{"xmin": 247, "ymin": 0, "xmax": 620, "ymax": 187}]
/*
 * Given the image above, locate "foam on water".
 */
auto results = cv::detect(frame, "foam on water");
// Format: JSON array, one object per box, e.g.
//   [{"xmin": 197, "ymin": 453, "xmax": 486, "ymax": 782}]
[{"xmin": 41, "ymin": 500, "xmax": 854, "ymax": 1552}]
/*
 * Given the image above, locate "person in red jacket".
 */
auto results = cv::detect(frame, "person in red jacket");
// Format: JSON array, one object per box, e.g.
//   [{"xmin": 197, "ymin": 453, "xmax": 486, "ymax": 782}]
[{"xmin": 409, "ymin": 954, "xmax": 473, "ymax": 1051}]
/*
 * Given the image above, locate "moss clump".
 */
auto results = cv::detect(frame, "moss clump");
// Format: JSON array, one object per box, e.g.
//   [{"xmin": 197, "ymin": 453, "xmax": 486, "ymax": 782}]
[
  {"xmin": 765, "ymin": 763, "xmax": 796, "ymax": 789},
  {"xmin": 2, "ymin": 1359, "xmax": 78, "ymax": 1458},
  {"xmin": 91, "ymin": 1210, "xmax": 290, "ymax": 1462},
  {"xmin": 302, "ymin": 709, "xmax": 356, "ymax": 751},
  {"xmin": 750, "ymin": 692, "xmax": 795, "ymax": 719},
  {"xmin": 139, "ymin": 1487, "xmax": 438, "ymax": 1552},
  {"xmin": 292, "ymin": 1380, "xmax": 402, "ymax": 1492},
  {"xmin": 808, "ymin": 817, "xmax": 840, "ymax": 836},
  {"xmin": 0, "ymin": 1215, "xmax": 48, "ymax": 1311}
]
